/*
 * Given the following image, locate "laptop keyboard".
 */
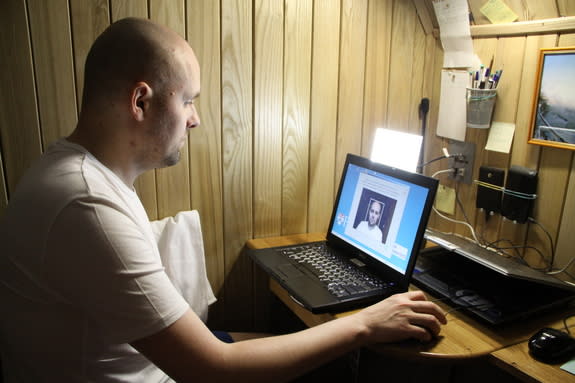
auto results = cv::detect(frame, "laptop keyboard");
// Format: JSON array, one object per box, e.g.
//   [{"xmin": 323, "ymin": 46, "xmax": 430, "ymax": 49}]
[{"xmin": 278, "ymin": 243, "xmax": 389, "ymax": 298}]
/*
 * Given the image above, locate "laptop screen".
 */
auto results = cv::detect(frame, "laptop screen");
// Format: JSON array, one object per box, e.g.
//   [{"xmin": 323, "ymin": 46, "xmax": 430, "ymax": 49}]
[{"xmin": 328, "ymin": 154, "xmax": 438, "ymax": 276}]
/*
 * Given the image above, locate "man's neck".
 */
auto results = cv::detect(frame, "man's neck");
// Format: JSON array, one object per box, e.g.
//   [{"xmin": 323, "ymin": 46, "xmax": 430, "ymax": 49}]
[{"xmin": 68, "ymin": 124, "xmax": 141, "ymax": 188}]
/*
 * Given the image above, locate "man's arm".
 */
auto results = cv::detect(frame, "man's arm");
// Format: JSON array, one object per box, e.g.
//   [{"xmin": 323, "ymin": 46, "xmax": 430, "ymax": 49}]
[{"xmin": 131, "ymin": 290, "xmax": 446, "ymax": 383}]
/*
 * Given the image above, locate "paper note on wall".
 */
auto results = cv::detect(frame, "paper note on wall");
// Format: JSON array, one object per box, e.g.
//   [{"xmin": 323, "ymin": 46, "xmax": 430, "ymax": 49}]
[
  {"xmin": 437, "ymin": 69, "xmax": 468, "ymax": 141},
  {"xmin": 433, "ymin": 0, "xmax": 476, "ymax": 68},
  {"xmin": 485, "ymin": 122, "xmax": 515, "ymax": 153},
  {"xmin": 480, "ymin": 0, "xmax": 519, "ymax": 24}
]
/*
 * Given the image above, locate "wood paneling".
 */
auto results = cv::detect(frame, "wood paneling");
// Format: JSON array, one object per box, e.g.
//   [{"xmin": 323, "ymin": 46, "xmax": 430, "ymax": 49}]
[
  {"xmin": 0, "ymin": 148, "xmax": 6, "ymax": 212},
  {"xmin": 69, "ymin": 0, "xmax": 110, "ymax": 111},
  {"xmin": 254, "ymin": 0, "xmax": 283, "ymax": 238},
  {"xmin": 221, "ymin": 0, "xmax": 253, "ymax": 330},
  {"xmin": 282, "ymin": 0, "xmax": 312, "ymax": 235},
  {"xmin": 308, "ymin": 0, "xmax": 341, "ymax": 233},
  {"xmin": 186, "ymin": 0, "xmax": 225, "ymax": 300},
  {"xmin": 362, "ymin": 0, "xmax": 392, "ymax": 157},
  {"xmin": 111, "ymin": 0, "xmax": 148, "ymax": 20},
  {"xmin": 335, "ymin": 0, "xmax": 368, "ymax": 181},
  {"xmin": 387, "ymin": 0, "xmax": 416, "ymax": 137},
  {"xmin": 2, "ymin": 0, "xmax": 575, "ymax": 329},
  {"xmin": 28, "ymin": 0, "xmax": 77, "ymax": 147},
  {"xmin": 0, "ymin": 0, "xmax": 42, "ymax": 196}
]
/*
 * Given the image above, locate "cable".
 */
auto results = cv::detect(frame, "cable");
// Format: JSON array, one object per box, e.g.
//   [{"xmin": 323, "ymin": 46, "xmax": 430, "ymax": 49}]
[
  {"xmin": 474, "ymin": 180, "xmax": 537, "ymax": 200},
  {"xmin": 431, "ymin": 169, "xmax": 480, "ymax": 243},
  {"xmin": 417, "ymin": 98, "xmax": 429, "ymax": 174},
  {"xmin": 547, "ymin": 256, "xmax": 575, "ymax": 276},
  {"xmin": 528, "ymin": 217, "xmax": 555, "ymax": 271},
  {"xmin": 419, "ymin": 151, "xmax": 465, "ymax": 171},
  {"xmin": 431, "ymin": 169, "xmax": 452, "ymax": 178},
  {"xmin": 454, "ymin": 182, "xmax": 477, "ymax": 242},
  {"xmin": 484, "ymin": 238, "xmax": 526, "ymax": 260},
  {"xmin": 420, "ymin": 155, "xmax": 449, "ymax": 169},
  {"xmin": 563, "ymin": 314, "xmax": 575, "ymax": 334}
]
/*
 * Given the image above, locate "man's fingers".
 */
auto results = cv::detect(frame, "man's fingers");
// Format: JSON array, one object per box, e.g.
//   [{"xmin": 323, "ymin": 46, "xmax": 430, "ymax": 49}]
[{"xmin": 412, "ymin": 300, "xmax": 447, "ymax": 324}]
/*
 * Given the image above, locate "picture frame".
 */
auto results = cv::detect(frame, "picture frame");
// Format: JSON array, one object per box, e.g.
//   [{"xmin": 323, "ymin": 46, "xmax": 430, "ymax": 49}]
[{"xmin": 528, "ymin": 47, "xmax": 575, "ymax": 150}]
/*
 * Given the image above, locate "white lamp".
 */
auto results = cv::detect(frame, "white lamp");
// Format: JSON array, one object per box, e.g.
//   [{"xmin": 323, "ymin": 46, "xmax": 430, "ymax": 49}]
[{"xmin": 370, "ymin": 128, "xmax": 423, "ymax": 173}]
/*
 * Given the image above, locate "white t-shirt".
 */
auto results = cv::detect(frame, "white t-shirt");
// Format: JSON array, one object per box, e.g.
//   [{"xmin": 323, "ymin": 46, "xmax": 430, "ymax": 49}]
[
  {"xmin": 356, "ymin": 221, "xmax": 383, "ymax": 243},
  {"xmin": 0, "ymin": 139, "xmax": 189, "ymax": 382}
]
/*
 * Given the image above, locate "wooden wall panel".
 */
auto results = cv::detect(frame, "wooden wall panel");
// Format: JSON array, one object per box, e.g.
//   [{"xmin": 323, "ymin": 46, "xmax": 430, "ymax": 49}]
[
  {"xmin": 520, "ymin": 0, "xmax": 559, "ymax": 20},
  {"xmin": 111, "ymin": 0, "xmax": 148, "ymax": 19},
  {"xmin": 253, "ymin": 0, "xmax": 283, "ymax": 238},
  {"xmin": 221, "ymin": 0, "xmax": 253, "ymax": 330},
  {"xmin": 335, "ymin": 0, "xmax": 368, "ymax": 184},
  {"xmin": 387, "ymin": 0, "xmax": 416, "ymax": 137},
  {"xmin": 0, "ymin": 148, "xmax": 6, "ymax": 214},
  {"xmin": 252, "ymin": 0, "xmax": 284, "ymax": 329},
  {"xmin": 308, "ymin": 0, "xmax": 341, "ymax": 233},
  {"xmin": 69, "ymin": 0, "xmax": 110, "ymax": 112},
  {"xmin": 361, "ymin": 0, "xmax": 392, "ymax": 157},
  {"xmin": 186, "ymin": 0, "xmax": 225, "ymax": 297},
  {"xmin": 0, "ymin": 0, "xmax": 42, "ymax": 195},
  {"xmin": 282, "ymin": 0, "xmax": 312, "ymax": 235},
  {"xmin": 150, "ymin": 0, "xmax": 185, "ymax": 29},
  {"xmin": 28, "ymin": 0, "xmax": 77, "ymax": 147},
  {"xmin": 556, "ymin": 162, "xmax": 575, "ymax": 269},
  {"xmin": 558, "ymin": 0, "xmax": 575, "ymax": 16}
]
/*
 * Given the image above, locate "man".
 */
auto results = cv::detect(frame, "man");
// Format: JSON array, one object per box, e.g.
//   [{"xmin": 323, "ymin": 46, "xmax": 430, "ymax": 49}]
[
  {"xmin": 356, "ymin": 200, "xmax": 384, "ymax": 242},
  {"xmin": 0, "ymin": 17, "xmax": 446, "ymax": 382}
]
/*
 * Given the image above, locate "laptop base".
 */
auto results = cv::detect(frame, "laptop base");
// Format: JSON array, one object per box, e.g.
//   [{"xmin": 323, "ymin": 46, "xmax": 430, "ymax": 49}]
[{"xmin": 412, "ymin": 247, "xmax": 575, "ymax": 326}]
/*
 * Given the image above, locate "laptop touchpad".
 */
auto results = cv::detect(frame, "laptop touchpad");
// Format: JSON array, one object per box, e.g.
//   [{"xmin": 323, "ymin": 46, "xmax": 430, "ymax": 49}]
[{"xmin": 278, "ymin": 264, "xmax": 304, "ymax": 279}]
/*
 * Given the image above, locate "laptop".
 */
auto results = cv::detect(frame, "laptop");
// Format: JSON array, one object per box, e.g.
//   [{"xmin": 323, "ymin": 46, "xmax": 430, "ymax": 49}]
[
  {"xmin": 247, "ymin": 153, "xmax": 438, "ymax": 313},
  {"xmin": 413, "ymin": 229, "xmax": 575, "ymax": 326}
]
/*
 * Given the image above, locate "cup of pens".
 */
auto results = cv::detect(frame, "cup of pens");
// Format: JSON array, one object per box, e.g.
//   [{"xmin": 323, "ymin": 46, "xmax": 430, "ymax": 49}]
[{"xmin": 466, "ymin": 68, "xmax": 501, "ymax": 129}]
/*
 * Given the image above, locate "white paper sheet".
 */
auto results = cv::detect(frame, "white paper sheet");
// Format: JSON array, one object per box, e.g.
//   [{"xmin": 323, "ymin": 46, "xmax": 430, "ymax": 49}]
[
  {"xmin": 437, "ymin": 69, "xmax": 468, "ymax": 141},
  {"xmin": 433, "ymin": 0, "xmax": 477, "ymax": 69}
]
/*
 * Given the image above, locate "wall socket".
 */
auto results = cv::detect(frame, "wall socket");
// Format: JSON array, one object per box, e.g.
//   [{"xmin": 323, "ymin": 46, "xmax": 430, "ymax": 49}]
[{"xmin": 448, "ymin": 141, "xmax": 475, "ymax": 184}]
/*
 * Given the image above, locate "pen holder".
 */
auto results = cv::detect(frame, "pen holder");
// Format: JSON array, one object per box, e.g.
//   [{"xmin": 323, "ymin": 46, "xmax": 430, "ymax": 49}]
[{"xmin": 466, "ymin": 88, "xmax": 497, "ymax": 129}]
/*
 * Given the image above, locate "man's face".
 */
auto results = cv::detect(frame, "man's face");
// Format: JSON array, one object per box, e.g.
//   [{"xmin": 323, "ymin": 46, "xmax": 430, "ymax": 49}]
[
  {"xmin": 368, "ymin": 201, "xmax": 381, "ymax": 227},
  {"xmin": 148, "ymin": 45, "xmax": 201, "ymax": 168}
]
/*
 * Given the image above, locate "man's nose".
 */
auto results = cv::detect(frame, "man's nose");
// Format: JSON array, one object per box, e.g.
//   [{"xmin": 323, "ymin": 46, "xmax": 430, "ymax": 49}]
[{"xmin": 188, "ymin": 105, "xmax": 200, "ymax": 129}]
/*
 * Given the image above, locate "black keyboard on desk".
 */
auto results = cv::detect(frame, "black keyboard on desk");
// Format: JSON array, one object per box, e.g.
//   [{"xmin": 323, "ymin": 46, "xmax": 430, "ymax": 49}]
[{"xmin": 279, "ymin": 243, "xmax": 390, "ymax": 298}]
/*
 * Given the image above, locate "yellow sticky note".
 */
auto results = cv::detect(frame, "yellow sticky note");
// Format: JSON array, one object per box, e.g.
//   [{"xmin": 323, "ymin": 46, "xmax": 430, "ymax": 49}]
[
  {"xmin": 480, "ymin": 0, "xmax": 518, "ymax": 24},
  {"xmin": 435, "ymin": 185, "xmax": 456, "ymax": 215}
]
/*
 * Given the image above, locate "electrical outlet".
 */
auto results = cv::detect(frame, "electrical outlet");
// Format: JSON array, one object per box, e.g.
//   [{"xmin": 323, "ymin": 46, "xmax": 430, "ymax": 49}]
[{"xmin": 448, "ymin": 141, "xmax": 475, "ymax": 184}]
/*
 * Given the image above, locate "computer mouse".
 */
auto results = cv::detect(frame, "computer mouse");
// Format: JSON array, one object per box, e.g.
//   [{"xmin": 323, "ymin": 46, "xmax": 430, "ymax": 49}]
[{"xmin": 528, "ymin": 327, "xmax": 575, "ymax": 364}]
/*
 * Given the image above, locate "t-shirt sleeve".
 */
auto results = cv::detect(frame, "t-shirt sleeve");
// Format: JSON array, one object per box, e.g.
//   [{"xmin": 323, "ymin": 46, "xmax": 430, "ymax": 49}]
[{"xmin": 44, "ymin": 199, "xmax": 189, "ymax": 344}]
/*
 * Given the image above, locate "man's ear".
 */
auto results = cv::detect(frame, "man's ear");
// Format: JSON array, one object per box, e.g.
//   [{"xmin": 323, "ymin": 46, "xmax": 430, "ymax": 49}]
[{"xmin": 131, "ymin": 82, "xmax": 153, "ymax": 121}]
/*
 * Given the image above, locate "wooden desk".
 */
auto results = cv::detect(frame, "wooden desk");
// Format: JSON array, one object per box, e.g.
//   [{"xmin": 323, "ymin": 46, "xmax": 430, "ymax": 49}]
[{"xmin": 246, "ymin": 233, "xmax": 575, "ymax": 381}]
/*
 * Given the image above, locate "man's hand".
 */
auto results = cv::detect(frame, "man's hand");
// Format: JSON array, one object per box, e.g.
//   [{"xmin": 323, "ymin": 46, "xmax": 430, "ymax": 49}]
[{"xmin": 356, "ymin": 291, "xmax": 447, "ymax": 343}]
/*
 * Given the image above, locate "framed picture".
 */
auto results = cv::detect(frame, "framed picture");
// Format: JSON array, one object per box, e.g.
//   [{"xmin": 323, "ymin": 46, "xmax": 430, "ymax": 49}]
[{"xmin": 528, "ymin": 47, "xmax": 575, "ymax": 150}]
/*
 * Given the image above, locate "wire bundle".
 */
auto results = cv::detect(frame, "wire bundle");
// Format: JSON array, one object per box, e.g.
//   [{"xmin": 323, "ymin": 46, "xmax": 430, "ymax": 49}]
[{"xmin": 474, "ymin": 179, "xmax": 537, "ymax": 200}]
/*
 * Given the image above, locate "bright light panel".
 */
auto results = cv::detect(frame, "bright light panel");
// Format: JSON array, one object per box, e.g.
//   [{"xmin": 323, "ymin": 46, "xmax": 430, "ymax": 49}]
[{"xmin": 371, "ymin": 128, "xmax": 423, "ymax": 173}]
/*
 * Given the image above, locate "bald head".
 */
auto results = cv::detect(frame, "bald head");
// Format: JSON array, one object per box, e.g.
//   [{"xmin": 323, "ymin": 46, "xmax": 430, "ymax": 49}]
[{"xmin": 82, "ymin": 17, "xmax": 192, "ymax": 108}]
